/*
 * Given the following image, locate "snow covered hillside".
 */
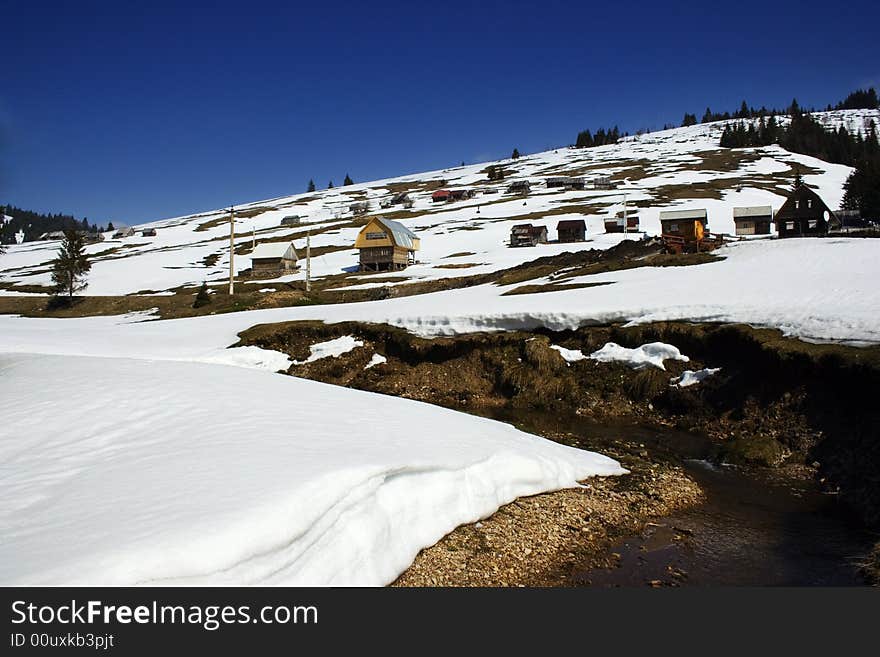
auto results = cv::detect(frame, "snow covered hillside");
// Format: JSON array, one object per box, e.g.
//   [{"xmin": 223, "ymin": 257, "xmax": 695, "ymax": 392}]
[{"xmin": 1, "ymin": 109, "xmax": 876, "ymax": 297}]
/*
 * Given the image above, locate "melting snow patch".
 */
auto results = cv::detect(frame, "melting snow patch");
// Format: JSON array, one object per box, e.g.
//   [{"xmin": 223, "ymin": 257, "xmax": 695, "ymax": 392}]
[
  {"xmin": 672, "ymin": 367, "xmax": 721, "ymax": 387},
  {"xmin": 0, "ymin": 353, "xmax": 625, "ymax": 585},
  {"xmin": 295, "ymin": 336, "xmax": 364, "ymax": 365},
  {"xmin": 258, "ymin": 288, "xmax": 277, "ymax": 293},
  {"xmin": 364, "ymin": 353, "xmax": 387, "ymax": 370},
  {"xmin": 550, "ymin": 345, "xmax": 587, "ymax": 364},
  {"xmin": 589, "ymin": 342, "xmax": 689, "ymax": 370}
]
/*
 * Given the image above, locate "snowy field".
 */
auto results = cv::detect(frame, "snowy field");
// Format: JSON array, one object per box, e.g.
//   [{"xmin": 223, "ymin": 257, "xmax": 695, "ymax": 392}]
[{"xmin": 1, "ymin": 109, "xmax": 875, "ymax": 296}]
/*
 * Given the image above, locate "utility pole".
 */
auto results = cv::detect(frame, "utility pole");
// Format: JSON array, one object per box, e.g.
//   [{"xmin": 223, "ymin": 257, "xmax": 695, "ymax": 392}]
[
  {"xmin": 305, "ymin": 230, "xmax": 311, "ymax": 292},
  {"xmin": 622, "ymin": 193, "xmax": 628, "ymax": 239},
  {"xmin": 252, "ymin": 225, "xmax": 255, "ymax": 250},
  {"xmin": 228, "ymin": 206, "xmax": 235, "ymax": 295}
]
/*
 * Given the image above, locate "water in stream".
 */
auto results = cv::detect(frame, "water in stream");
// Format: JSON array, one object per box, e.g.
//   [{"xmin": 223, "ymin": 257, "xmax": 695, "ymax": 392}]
[{"xmin": 490, "ymin": 410, "xmax": 872, "ymax": 586}]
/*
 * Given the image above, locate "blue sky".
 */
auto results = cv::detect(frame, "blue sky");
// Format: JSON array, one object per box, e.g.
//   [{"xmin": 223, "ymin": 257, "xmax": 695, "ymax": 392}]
[{"xmin": 2, "ymin": 0, "xmax": 878, "ymax": 225}]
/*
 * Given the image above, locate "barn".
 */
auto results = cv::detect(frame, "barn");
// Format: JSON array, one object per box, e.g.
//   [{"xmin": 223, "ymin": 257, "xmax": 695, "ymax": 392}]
[
  {"xmin": 355, "ymin": 217, "xmax": 420, "ymax": 271},
  {"xmin": 349, "ymin": 201, "xmax": 370, "ymax": 215},
  {"xmin": 557, "ymin": 219, "xmax": 587, "ymax": 242},
  {"xmin": 510, "ymin": 224, "xmax": 548, "ymax": 247},
  {"xmin": 733, "ymin": 206, "xmax": 773, "ymax": 236},
  {"xmin": 774, "ymin": 184, "xmax": 839, "ymax": 238},
  {"xmin": 249, "ymin": 241, "xmax": 300, "ymax": 276},
  {"xmin": 432, "ymin": 190, "xmax": 452, "ymax": 203}
]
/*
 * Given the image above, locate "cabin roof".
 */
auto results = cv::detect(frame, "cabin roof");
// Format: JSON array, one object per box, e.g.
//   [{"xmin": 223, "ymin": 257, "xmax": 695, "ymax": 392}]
[
  {"xmin": 659, "ymin": 209, "xmax": 707, "ymax": 222},
  {"xmin": 250, "ymin": 241, "xmax": 299, "ymax": 261},
  {"xmin": 733, "ymin": 206, "xmax": 773, "ymax": 219},
  {"xmin": 557, "ymin": 219, "xmax": 586, "ymax": 229},
  {"xmin": 375, "ymin": 217, "xmax": 418, "ymax": 250}
]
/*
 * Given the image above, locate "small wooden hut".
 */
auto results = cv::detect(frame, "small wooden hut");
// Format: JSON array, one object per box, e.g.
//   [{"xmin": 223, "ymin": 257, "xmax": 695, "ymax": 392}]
[
  {"xmin": 249, "ymin": 241, "xmax": 300, "ymax": 276},
  {"xmin": 557, "ymin": 219, "xmax": 587, "ymax": 242},
  {"xmin": 733, "ymin": 206, "xmax": 773, "ymax": 235}
]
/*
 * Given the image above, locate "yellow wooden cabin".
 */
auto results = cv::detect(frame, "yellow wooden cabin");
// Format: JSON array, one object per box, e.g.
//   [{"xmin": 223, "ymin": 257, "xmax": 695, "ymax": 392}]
[{"xmin": 355, "ymin": 217, "xmax": 420, "ymax": 271}]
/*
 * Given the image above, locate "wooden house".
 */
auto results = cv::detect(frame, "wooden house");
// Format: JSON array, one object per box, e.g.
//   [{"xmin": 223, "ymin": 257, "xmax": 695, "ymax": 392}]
[
  {"xmin": 604, "ymin": 214, "xmax": 639, "ymax": 233},
  {"xmin": 391, "ymin": 192, "xmax": 411, "ymax": 206},
  {"xmin": 280, "ymin": 215, "xmax": 301, "ymax": 226},
  {"xmin": 506, "ymin": 180, "xmax": 531, "ymax": 195},
  {"xmin": 112, "ymin": 227, "xmax": 135, "ymax": 238},
  {"xmin": 774, "ymin": 185, "xmax": 839, "ymax": 238},
  {"xmin": 659, "ymin": 209, "xmax": 721, "ymax": 253},
  {"xmin": 355, "ymin": 217, "xmax": 420, "ymax": 271},
  {"xmin": 432, "ymin": 190, "xmax": 452, "ymax": 203},
  {"xmin": 141, "ymin": 228, "xmax": 157, "ymax": 237},
  {"xmin": 249, "ymin": 241, "xmax": 300, "ymax": 276},
  {"xmin": 733, "ymin": 206, "xmax": 773, "ymax": 236},
  {"xmin": 547, "ymin": 177, "xmax": 586, "ymax": 190},
  {"xmin": 349, "ymin": 201, "xmax": 370, "ymax": 215},
  {"xmin": 449, "ymin": 189, "xmax": 473, "ymax": 201},
  {"xmin": 592, "ymin": 176, "xmax": 615, "ymax": 190},
  {"xmin": 510, "ymin": 223, "xmax": 548, "ymax": 247},
  {"xmin": 557, "ymin": 219, "xmax": 587, "ymax": 242}
]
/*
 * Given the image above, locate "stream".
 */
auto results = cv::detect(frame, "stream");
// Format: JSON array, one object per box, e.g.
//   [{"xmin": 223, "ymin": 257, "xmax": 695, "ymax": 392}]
[{"xmin": 490, "ymin": 410, "xmax": 873, "ymax": 586}]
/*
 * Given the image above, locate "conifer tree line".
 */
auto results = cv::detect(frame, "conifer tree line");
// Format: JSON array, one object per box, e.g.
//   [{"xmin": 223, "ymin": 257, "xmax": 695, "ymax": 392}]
[
  {"xmin": 0, "ymin": 205, "xmax": 112, "ymax": 245},
  {"xmin": 305, "ymin": 175, "xmax": 354, "ymax": 192},
  {"xmin": 575, "ymin": 126, "xmax": 623, "ymax": 148}
]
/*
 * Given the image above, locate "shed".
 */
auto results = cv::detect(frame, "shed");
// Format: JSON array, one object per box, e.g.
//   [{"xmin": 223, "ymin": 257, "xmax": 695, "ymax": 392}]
[
  {"xmin": 349, "ymin": 201, "xmax": 370, "ymax": 215},
  {"xmin": 774, "ymin": 184, "xmax": 838, "ymax": 238},
  {"xmin": 659, "ymin": 209, "xmax": 721, "ymax": 253},
  {"xmin": 432, "ymin": 190, "xmax": 452, "ymax": 203},
  {"xmin": 557, "ymin": 219, "xmax": 587, "ymax": 243},
  {"xmin": 113, "ymin": 227, "xmax": 135, "ymax": 239},
  {"xmin": 249, "ymin": 241, "xmax": 300, "ymax": 276},
  {"xmin": 280, "ymin": 215, "xmax": 301, "ymax": 226},
  {"xmin": 592, "ymin": 176, "xmax": 615, "ymax": 190},
  {"xmin": 510, "ymin": 223, "xmax": 548, "ymax": 247},
  {"xmin": 355, "ymin": 217, "xmax": 420, "ymax": 271},
  {"xmin": 141, "ymin": 228, "xmax": 157, "ymax": 237},
  {"xmin": 733, "ymin": 206, "xmax": 773, "ymax": 236},
  {"xmin": 506, "ymin": 180, "xmax": 531, "ymax": 195}
]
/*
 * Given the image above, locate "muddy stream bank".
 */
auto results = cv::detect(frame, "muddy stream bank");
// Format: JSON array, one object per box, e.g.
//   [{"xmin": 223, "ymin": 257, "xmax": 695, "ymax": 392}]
[{"xmin": 238, "ymin": 319, "xmax": 880, "ymax": 585}]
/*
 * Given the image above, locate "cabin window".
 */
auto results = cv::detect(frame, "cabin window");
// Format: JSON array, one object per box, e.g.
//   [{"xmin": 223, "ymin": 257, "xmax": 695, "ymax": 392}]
[
  {"xmin": 808, "ymin": 219, "xmax": 818, "ymax": 229},
  {"xmin": 808, "ymin": 199, "xmax": 813, "ymax": 209},
  {"xmin": 795, "ymin": 200, "xmax": 799, "ymax": 209},
  {"xmin": 785, "ymin": 221, "xmax": 794, "ymax": 230},
  {"xmin": 667, "ymin": 223, "xmax": 679, "ymax": 232},
  {"xmin": 365, "ymin": 232, "xmax": 386, "ymax": 240}
]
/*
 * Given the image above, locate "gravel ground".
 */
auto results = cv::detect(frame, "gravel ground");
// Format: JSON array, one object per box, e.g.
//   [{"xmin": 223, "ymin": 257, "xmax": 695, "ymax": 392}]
[{"xmin": 393, "ymin": 460, "xmax": 703, "ymax": 587}]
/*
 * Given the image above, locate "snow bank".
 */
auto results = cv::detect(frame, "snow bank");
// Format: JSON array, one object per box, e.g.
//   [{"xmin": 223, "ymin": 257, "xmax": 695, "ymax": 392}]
[
  {"xmin": 672, "ymin": 367, "xmax": 721, "ymax": 387},
  {"xmin": 589, "ymin": 342, "xmax": 689, "ymax": 370},
  {"xmin": 0, "ymin": 353, "xmax": 624, "ymax": 586},
  {"xmin": 550, "ymin": 345, "xmax": 587, "ymax": 363}
]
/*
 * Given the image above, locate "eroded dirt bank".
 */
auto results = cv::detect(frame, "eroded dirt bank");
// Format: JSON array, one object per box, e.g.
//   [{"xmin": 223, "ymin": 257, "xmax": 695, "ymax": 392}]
[{"xmin": 237, "ymin": 320, "xmax": 880, "ymax": 585}]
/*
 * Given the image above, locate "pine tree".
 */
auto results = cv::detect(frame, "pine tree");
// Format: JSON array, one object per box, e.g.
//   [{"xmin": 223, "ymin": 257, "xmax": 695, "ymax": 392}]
[
  {"xmin": 193, "ymin": 281, "xmax": 212, "ymax": 308},
  {"xmin": 681, "ymin": 113, "xmax": 697, "ymax": 127},
  {"xmin": 51, "ymin": 229, "xmax": 91, "ymax": 298},
  {"xmin": 328, "ymin": 180, "xmax": 334, "ymax": 189},
  {"xmin": 307, "ymin": 179, "xmax": 316, "ymax": 192},
  {"xmin": 343, "ymin": 174, "xmax": 353, "ymax": 185},
  {"xmin": 107, "ymin": 221, "xmax": 115, "ymax": 232},
  {"xmin": 793, "ymin": 166, "xmax": 803, "ymax": 189},
  {"xmin": 511, "ymin": 148, "xmax": 520, "ymax": 159}
]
